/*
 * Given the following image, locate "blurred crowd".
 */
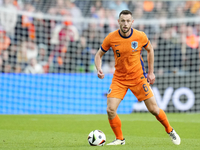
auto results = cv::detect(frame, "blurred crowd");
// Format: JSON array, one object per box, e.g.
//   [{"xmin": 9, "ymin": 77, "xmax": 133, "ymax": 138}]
[{"xmin": 0, "ymin": 0, "xmax": 200, "ymax": 75}]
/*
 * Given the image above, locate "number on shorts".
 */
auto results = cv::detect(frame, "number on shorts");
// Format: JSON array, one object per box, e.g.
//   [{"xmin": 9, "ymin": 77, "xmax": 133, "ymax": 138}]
[{"xmin": 143, "ymin": 84, "xmax": 149, "ymax": 92}]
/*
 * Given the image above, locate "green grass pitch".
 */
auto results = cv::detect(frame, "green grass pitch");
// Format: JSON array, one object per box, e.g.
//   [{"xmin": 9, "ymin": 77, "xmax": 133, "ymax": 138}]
[{"xmin": 0, "ymin": 113, "xmax": 200, "ymax": 150}]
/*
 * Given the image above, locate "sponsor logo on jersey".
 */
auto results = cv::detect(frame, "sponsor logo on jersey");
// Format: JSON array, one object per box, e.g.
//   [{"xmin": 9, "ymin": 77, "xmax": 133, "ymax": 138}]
[{"xmin": 131, "ymin": 41, "xmax": 138, "ymax": 49}]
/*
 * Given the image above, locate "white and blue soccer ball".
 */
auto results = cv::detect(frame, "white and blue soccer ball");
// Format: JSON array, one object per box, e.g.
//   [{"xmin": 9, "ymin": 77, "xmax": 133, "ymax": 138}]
[{"xmin": 88, "ymin": 130, "xmax": 106, "ymax": 146}]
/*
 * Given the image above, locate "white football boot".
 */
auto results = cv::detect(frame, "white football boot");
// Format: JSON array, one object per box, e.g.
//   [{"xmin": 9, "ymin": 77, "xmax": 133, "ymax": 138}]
[
  {"xmin": 168, "ymin": 129, "xmax": 181, "ymax": 145},
  {"xmin": 106, "ymin": 138, "xmax": 125, "ymax": 145}
]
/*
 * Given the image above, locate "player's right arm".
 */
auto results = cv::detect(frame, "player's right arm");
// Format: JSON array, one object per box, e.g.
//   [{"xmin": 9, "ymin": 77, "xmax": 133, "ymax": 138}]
[
  {"xmin": 95, "ymin": 32, "xmax": 111, "ymax": 79},
  {"xmin": 95, "ymin": 48, "xmax": 106, "ymax": 79}
]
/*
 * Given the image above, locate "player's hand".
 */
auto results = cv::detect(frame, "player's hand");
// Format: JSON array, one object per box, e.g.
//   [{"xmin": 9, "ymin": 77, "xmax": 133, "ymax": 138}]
[
  {"xmin": 147, "ymin": 73, "xmax": 155, "ymax": 85},
  {"xmin": 97, "ymin": 69, "xmax": 104, "ymax": 79}
]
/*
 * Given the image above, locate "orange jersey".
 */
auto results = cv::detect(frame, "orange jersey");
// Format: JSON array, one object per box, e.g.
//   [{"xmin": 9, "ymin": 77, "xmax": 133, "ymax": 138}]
[{"xmin": 101, "ymin": 28, "xmax": 149, "ymax": 80}]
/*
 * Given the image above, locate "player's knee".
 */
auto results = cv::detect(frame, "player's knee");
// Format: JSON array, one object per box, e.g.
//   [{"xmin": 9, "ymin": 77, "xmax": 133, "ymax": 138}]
[
  {"xmin": 107, "ymin": 106, "xmax": 116, "ymax": 116},
  {"xmin": 148, "ymin": 106, "xmax": 160, "ymax": 116}
]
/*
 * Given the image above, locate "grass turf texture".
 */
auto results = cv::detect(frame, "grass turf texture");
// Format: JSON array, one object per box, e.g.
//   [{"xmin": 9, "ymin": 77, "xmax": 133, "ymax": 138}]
[{"xmin": 0, "ymin": 113, "xmax": 199, "ymax": 150}]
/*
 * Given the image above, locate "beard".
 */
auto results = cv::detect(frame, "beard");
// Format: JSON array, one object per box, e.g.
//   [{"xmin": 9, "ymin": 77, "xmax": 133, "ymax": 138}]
[{"xmin": 120, "ymin": 26, "xmax": 131, "ymax": 34}]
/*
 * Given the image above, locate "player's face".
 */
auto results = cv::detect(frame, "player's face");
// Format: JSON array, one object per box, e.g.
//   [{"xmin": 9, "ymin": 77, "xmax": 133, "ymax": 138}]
[{"xmin": 118, "ymin": 14, "xmax": 134, "ymax": 35}]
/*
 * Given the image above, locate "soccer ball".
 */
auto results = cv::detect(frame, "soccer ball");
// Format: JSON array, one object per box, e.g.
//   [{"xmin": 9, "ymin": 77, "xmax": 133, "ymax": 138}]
[{"xmin": 88, "ymin": 130, "xmax": 106, "ymax": 146}]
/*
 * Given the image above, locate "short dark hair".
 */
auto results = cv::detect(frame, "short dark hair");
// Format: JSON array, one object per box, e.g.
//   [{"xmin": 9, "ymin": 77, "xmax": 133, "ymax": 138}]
[{"xmin": 119, "ymin": 10, "xmax": 132, "ymax": 18}]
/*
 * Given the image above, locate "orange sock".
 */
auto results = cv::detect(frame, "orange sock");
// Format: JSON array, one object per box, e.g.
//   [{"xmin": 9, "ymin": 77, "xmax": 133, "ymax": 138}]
[
  {"xmin": 108, "ymin": 114, "xmax": 123, "ymax": 140},
  {"xmin": 156, "ymin": 109, "xmax": 173, "ymax": 133}
]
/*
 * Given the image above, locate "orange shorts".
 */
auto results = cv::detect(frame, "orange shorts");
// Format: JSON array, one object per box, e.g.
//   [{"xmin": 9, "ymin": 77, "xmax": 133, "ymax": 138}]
[{"xmin": 107, "ymin": 75, "xmax": 154, "ymax": 101}]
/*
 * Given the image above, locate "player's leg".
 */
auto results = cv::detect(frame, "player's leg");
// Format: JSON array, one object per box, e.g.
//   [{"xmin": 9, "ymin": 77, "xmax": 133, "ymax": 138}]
[
  {"xmin": 144, "ymin": 96, "xmax": 172, "ymax": 132},
  {"xmin": 144, "ymin": 96, "xmax": 181, "ymax": 145},
  {"xmin": 131, "ymin": 76, "xmax": 173, "ymax": 133},
  {"xmin": 106, "ymin": 78, "xmax": 127, "ymax": 145},
  {"xmin": 130, "ymin": 75, "xmax": 180, "ymax": 145},
  {"xmin": 107, "ymin": 97, "xmax": 123, "ymax": 139},
  {"xmin": 106, "ymin": 97, "xmax": 125, "ymax": 145}
]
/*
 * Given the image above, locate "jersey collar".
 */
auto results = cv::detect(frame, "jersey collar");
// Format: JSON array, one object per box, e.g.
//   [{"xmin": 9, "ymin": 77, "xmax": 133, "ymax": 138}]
[{"xmin": 118, "ymin": 28, "xmax": 133, "ymax": 39}]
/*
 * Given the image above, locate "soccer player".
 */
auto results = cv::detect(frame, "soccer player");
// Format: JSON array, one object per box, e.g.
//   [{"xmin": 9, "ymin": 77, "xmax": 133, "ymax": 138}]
[{"xmin": 94, "ymin": 10, "xmax": 181, "ymax": 146}]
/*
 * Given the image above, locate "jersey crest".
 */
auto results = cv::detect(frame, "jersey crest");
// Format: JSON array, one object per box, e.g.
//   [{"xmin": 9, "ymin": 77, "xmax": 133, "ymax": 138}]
[{"xmin": 131, "ymin": 41, "xmax": 138, "ymax": 49}]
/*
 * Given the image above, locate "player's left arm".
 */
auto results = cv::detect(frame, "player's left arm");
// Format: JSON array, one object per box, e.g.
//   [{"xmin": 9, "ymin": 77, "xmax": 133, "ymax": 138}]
[{"xmin": 144, "ymin": 41, "xmax": 155, "ymax": 85}]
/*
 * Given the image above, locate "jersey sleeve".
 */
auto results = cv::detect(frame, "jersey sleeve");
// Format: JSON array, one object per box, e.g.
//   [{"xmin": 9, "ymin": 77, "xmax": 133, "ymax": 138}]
[
  {"xmin": 101, "ymin": 34, "xmax": 111, "ymax": 52},
  {"xmin": 142, "ymin": 32, "xmax": 150, "ymax": 48}
]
